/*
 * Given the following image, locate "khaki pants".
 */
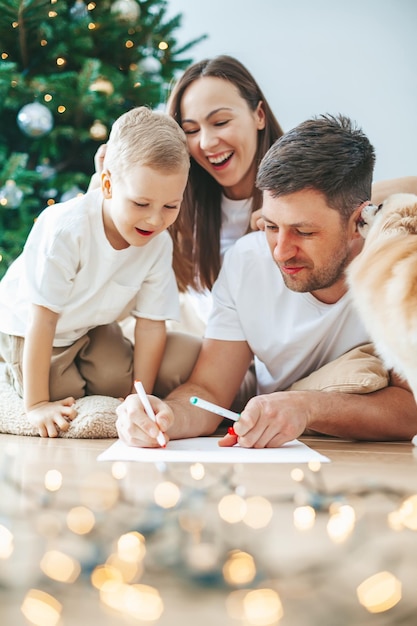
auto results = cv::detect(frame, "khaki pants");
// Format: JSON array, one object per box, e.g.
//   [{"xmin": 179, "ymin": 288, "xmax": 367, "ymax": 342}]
[{"xmin": 0, "ymin": 323, "xmax": 133, "ymax": 400}]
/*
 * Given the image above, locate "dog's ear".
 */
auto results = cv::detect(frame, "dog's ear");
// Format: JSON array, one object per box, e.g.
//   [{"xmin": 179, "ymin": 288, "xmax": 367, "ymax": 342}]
[{"xmin": 381, "ymin": 205, "xmax": 417, "ymax": 235}]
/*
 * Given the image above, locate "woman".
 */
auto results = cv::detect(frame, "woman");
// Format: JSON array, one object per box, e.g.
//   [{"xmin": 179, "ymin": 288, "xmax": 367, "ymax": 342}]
[{"xmin": 167, "ymin": 55, "xmax": 283, "ymax": 296}]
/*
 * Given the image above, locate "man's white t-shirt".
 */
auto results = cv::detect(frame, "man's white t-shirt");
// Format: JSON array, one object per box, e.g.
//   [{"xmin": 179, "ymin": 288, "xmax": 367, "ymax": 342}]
[
  {"xmin": 205, "ymin": 230, "xmax": 370, "ymax": 395},
  {"xmin": 0, "ymin": 189, "xmax": 179, "ymax": 346}
]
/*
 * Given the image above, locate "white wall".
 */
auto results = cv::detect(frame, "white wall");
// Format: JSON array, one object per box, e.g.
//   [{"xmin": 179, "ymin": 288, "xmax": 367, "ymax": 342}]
[{"xmin": 166, "ymin": 0, "xmax": 417, "ymax": 182}]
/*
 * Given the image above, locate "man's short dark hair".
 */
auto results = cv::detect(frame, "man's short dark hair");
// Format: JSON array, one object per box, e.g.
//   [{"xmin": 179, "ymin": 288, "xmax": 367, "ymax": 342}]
[{"xmin": 256, "ymin": 114, "xmax": 375, "ymax": 219}]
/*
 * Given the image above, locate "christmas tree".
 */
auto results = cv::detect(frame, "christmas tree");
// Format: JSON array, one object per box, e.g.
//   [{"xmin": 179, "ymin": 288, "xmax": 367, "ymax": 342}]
[{"xmin": 0, "ymin": 0, "xmax": 206, "ymax": 277}]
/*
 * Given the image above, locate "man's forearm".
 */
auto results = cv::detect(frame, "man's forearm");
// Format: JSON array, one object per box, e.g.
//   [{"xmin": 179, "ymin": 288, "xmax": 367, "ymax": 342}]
[
  {"xmin": 165, "ymin": 383, "xmax": 224, "ymax": 439},
  {"xmin": 307, "ymin": 386, "xmax": 417, "ymax": 441}
]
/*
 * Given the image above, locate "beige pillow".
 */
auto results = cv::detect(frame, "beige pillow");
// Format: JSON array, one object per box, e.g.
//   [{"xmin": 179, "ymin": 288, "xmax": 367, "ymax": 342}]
[
  {"xmin": 288, "ymin": 344, "xmax": 389, "ymax": 393},
  {"xmin": 0, "ymin": 364, "xmax": 119, "ymax": 438}
]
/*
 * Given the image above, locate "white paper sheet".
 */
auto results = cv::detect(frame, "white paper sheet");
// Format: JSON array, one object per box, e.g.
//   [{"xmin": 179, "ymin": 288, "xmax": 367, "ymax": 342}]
[{"xmin": 97, "ymin": 437, "xmax": 330, "ymax": 464}]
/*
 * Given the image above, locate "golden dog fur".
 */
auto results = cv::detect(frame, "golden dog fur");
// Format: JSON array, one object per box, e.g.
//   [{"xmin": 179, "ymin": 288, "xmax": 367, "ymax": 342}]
[{"xmin": 347, "ymin": 193, "xmax": 417, "ymax": 402}]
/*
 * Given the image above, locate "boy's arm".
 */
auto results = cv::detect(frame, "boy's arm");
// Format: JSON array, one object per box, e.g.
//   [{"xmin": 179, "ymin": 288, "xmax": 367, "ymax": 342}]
[
  {"xmin": 23, "ymin": 304, "xmax": 76, "ymax": 436},
  {"xmin": 133, "ymin": 317, "xmax": 167, "ymax": 394},
  {"xmin": 24, "ymin": 304, "xmax": 58, "ymax": 409}
]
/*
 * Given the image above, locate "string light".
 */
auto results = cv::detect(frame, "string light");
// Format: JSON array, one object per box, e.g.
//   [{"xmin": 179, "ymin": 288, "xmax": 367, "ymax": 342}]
[{"xmin": 2, "ymin": 448, "xmax": 417, "ymax": 624}]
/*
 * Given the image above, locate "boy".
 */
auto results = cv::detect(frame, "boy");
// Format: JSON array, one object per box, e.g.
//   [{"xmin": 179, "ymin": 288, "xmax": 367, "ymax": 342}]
[{"xmin": 0, "ymin": 106, "xmax": 189, "ymax": 437}]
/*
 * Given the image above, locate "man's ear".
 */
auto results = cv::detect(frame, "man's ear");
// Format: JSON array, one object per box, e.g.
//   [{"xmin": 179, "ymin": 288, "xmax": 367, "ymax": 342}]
[
  {"xmin": 101, "ymin": 170, "xmax": 112, "ymax": 199},
  {"xmin": 350, "ymin": 205, "xmax": 366, "ymax": 239}
]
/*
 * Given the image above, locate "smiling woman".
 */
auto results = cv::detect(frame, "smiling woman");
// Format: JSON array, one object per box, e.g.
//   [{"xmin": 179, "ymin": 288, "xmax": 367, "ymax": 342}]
[{"xmin": 167, "ymin": 55, "xmax": 284, "ymax": 298}]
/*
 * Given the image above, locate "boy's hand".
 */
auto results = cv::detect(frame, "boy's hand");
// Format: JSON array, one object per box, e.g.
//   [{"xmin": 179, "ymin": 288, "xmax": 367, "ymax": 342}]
[
  {"xmin": 116, "ymin": 393, "xmax": 173, "ymax": 447},
  {"xmin": 27, "ymin": 397, "xmax": 77, "ymax": 438}
]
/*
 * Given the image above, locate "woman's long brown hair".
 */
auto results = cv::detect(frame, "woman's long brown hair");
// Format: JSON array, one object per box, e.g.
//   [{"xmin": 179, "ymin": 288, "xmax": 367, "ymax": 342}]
[{"xmin": 167, "ymin": 55, "xmax": 284, "ymax": 292}]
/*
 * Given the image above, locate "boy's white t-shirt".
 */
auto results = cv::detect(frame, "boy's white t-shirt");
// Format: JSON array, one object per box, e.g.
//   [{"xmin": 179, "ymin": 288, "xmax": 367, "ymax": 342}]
[
  {"xmin": 0, "ymin": 189, "xmax": 180, "ymax": 346},
  {"xmin": 206, "ymin": 231, "xmax": 371, "ymax": 395}
]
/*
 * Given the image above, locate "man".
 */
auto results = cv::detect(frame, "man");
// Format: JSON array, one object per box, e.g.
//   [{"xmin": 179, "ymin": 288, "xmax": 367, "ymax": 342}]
[{"xmin": 116, "ymin": 114, "xmax": 417, "ymax": 448}]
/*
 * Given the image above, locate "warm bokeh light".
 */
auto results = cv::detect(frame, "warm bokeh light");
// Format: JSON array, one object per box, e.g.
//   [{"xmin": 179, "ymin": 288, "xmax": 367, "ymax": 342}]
[
  {"xmin": 243, "ymin": 496, "xmax": 273, "ymax": 529},
  {"xmin": 293, "ymin": 505, "xmax": 316, "ymax": 531},
  {"xmin": 99, "ymin": 582, "xmax": 163, "ymax": 620},
  {"xmin": 190, "ymin": 462, "xmax": 205, "ymax": 480},
  {"xmin": 66, "ymin": 506, "xmax": 95, "ymax": 535},
  {"xmin": 154, "ymin": 481, "xmax": 181, "ymax": 508},
  {"xmin": 111, "ymin": 461, "xmax": 128, "ymax": 480},
  {"xmin": 91, "ymin": 564, "xmax": 123, "ymax": 590},
  {"xmin": 21, "ymin": 589, "xmax": 62, "ymax": 626},
  {"xmin": 223, "ymin": 550, "xmax": 256, "ymax": 586},
  {"xmin": 40, "ymin": 550, "xmax": 81, "ymax": 583},
  {"xmin": 218, "ymin": 494, "xmax": 247, "ymax": 524},
  {"xmin": 327, "ymin": 504, "xmax": 356, "ymax": 543},
  {"xmin": 397, "ymin": 494, "xmax": 417, "ymax": 530},
  {"xmin": 44, "ymin": 469, "xmax": 62, "ymax": 492},
  {"xmin": 243, "ymin": 588, "xmax": 284, "ymax": 625},
  {"xmin": 357, "ymin": 571, "xmax": 402, "ymax": 613},
  {"xmin": 124, "ymin": 584, "xmax": 164, "ymax": 620},
  {"xmin": 106, "ymin": 553, "xmax": 143, "ymax": 583},
  {"xmin": 117, "ymin": 532, "xmax": 146, "ymax": 563},
  {"xmin": 159, "ymin": 41, "xmax": 168, "ymax": 50},
  {"xmin": 0, "ymin": 524, "xmax": 14, "ymax": 559},
  {"xmin": 290, "ymin": 468, "xmax": 304, "ymax": 482}
]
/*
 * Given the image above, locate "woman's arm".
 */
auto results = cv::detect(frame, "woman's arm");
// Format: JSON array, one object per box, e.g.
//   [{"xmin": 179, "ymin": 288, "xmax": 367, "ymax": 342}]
[{"xmin": 371, "ymin": 176, "xmax": 417, "ymax": 205}]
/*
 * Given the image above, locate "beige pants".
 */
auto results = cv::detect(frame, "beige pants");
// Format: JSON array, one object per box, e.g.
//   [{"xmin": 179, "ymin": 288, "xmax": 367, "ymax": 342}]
[{"xmin": 0, "ymin": 323, "xmax": 133, "ymax": 400}]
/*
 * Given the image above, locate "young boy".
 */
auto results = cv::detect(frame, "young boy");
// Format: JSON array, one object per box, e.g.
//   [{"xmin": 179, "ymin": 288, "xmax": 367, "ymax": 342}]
[{"xmin": 0, "ymin": 106, "xmax": 189, "ymax": 438}]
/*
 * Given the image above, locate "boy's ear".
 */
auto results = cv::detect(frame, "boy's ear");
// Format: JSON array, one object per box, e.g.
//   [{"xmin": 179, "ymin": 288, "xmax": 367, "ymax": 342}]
[{"xmin": 101, "ymin": 170, "xmax": 112, "ymax": 198}]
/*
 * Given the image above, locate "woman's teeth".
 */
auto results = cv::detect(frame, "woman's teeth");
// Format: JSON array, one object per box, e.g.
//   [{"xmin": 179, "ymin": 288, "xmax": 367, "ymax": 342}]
[{"xmin": 208, "ymin": 151, "xmax": 233, "ymax": 165}]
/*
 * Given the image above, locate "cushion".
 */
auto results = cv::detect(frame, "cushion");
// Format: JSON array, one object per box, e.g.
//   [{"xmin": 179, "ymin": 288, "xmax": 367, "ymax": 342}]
[
  {"xmin": 287, "ymin": 344, "xmax": 389, "ymax": 393},
  {"xmin": 0, "ymin": 363, "xmax": 119, "ymax": 438}
]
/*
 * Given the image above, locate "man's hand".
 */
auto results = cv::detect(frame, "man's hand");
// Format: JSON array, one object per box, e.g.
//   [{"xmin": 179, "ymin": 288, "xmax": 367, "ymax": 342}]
[
  {"xmin": 116, "ymin": 393, "xmax": 173, "ymax": 447},
  {"xmin": 27, "ymin": 397, "xmax": 77, "ymax": 438},
  {"xmin": 218, "ymin": 391, "xmax": 312, "ymax": 448}
]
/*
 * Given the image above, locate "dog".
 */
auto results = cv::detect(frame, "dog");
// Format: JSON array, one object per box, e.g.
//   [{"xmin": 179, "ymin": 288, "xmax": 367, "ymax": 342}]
[{"xmin": 346, "ymin": 193, "xmax": 417, "ymax": 403}]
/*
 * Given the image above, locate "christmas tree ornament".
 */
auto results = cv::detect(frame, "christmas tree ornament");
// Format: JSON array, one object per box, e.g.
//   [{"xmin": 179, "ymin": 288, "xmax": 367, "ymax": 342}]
[
  {"xmin": 111, "ymin": 0, "xmax": 140, "ymax": 24},
  {"xmin": 40, "ymin": 188, "xmax": 58, "ymax": 200},
  {"xmin": 138, "ymin": 55, "xmax": 162, "ymax": 75},
  {"xmin": 89, "ymin": 77, "xmax": 114, "ymax": 95},
  {"xmin": 69, "ymin": 0, "xmax": 88, "ymax": 20},
  {"xmin": 0, "ymin": 180, "xmax": 24, "ymax": 209},
  {"xmin": 17, "ymin": 102, "xmax": 54, "ymax": 138},
  {"xmin": 89, "ymin": 120, "xmax": 108, "ymax": 140},
  {"xmin": 36, "ymin": 159, "xmax": 56, "ymax": 180}
]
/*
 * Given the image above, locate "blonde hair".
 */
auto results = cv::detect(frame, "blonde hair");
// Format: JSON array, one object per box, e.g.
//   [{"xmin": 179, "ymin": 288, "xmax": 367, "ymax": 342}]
[{"xmin": 104, "ymin": 106, "xmax": 189, "ymax": 179}]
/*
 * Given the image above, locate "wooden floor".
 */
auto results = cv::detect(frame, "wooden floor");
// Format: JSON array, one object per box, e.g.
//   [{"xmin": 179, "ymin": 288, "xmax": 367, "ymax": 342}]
[{"xmin": 1, "ymin": 433, "xmax": 417, "ymax": 625}]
